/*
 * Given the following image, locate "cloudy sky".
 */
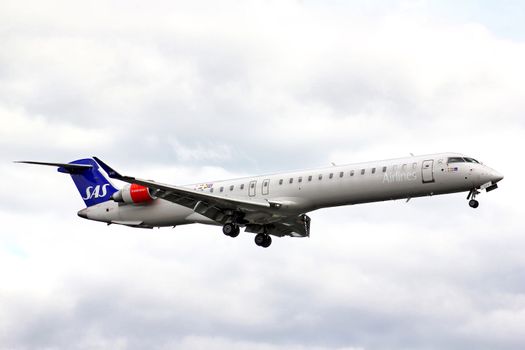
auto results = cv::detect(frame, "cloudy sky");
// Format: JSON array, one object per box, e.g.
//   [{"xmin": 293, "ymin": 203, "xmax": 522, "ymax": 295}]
[{"xmin": 1, "ymin": 0, "xmax": 524, "ymax": 349}]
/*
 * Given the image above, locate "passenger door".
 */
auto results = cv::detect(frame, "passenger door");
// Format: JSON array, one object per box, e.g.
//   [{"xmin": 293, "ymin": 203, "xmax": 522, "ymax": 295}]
[
  {"xmin": 262, "ymin": 179, "xmax": 270, "ymax": 196},
  {"xmin": 421, "ymin": 160, "xmax": 435, "ymax": 183},
  {"xmin": 249, "ymin": 180, "xmax": 257, "ymax": 197}
]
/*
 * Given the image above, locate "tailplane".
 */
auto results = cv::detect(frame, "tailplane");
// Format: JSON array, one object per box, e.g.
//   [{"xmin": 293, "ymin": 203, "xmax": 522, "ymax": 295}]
[{"xmin": 15, "ymin": 158, "xmax": 118, "ymax": 207}]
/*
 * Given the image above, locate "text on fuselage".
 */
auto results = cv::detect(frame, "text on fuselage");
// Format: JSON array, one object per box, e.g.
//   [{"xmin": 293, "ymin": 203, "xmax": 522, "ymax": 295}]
[{"xmin": 382, "ymin": 171, "xmax": 417, "ymax": 183}]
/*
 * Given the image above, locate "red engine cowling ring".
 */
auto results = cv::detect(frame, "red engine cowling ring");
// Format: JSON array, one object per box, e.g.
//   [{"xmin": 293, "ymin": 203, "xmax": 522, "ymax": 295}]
[{"xmin": 129, "ymin": 183, "xmax": 154, "ymax": 203}]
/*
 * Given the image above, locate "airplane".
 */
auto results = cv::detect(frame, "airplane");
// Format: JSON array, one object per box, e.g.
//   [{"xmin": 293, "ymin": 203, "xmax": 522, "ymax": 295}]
[{"xmin": 16, "ymin": 152, "xmax": 503, "ymax": 248}]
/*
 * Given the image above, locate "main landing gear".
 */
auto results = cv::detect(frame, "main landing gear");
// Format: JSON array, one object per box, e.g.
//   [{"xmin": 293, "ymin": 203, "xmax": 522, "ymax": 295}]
[
  {"xmin": 467, "ymin": 189, "xmax": 480, "ymax": 208},
  {"xmin": 254, "ymin": 233, "xmax": 272, "ymax": 248},
  {"xmin": 222, "ymin": 223, "xmax": 240, "ymax": 237},
  {"xmin": 222, "ymin": 223, "xmax": 272, "ymax": 248}
]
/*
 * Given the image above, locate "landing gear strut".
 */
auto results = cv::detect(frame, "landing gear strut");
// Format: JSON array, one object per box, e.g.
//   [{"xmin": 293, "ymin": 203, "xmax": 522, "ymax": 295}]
[
  {"xmin": 254, "ymin": 233, "xmax": 272, "ymax": 248},
  {"xmin": 467, "ymin": 189, "xmax": 480, "ymax": 209},
  {"xmin": 222, "ymin": 223, "xmax": 240, "ymax": 237}
]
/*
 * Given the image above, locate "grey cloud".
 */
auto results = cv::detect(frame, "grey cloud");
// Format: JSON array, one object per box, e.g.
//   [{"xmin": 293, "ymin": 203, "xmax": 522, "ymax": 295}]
[
  {"xmin": 3, "ymin": 218, "xmax": 525, "ymax": 350},
  {"xmin": 1, "ymin": 1, "xmax": 525, "ymax": 350},
  {"xmin": 3, "ymin": 3, "xmax": 524, "ymax": 171}
]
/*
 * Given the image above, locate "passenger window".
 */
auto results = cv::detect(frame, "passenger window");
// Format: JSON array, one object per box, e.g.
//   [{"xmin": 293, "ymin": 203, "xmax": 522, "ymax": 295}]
[
  {"xmin": 279, "ymin": 179, "xmax": 283, "ymax": 185},
  {"xmin": 329, "ymin": 173, "xmax": 333, "ymax": 179},
  {"xmin": 412, "ymin": 162, "xmax": 417, "ymax": 169},
  {"xmin": 210, "ymin": 188, "xmax": 214, "ymax": 193},
  {"xmin": 289, "ymin": 178, "xmax": 293, "ymax": 184},
  {"xmin": 372, "ymin": 168, "xmax": 376, "ymax": 174},
  {"xmin": 318, "ymin": 174, "xmax": 323, "ymax": 180},
  {"xmin": 350, "ymin": 170, "xmax": 354, "ymax": 176},
  {"xmin": 240, "ymin": 184, "xmax": 244, "ymax": 190},
  {"xmin": 298, "ymin": 177, "xmax": 303, "ymax": 183},
  {"xmin": 229, "ymin": 185, "xmax": 234, "ymax": 191},
  {"xmin": 220, "ymin": 187, "xmax": 224, "ymax": 192},
  {"xmin": 382, "ymin": 166, "xmax": 387, "ymax": 173},
  {"xmin": 308, "ymin": 175, "xmax": 312, "ymax": 181},
  {"xmin": 361, "ymin": 169, "xmax": 365, "ymax": 175},
  {"xmin": 339, "ymin": 171, "xmax": 344, "ymax": 178}
]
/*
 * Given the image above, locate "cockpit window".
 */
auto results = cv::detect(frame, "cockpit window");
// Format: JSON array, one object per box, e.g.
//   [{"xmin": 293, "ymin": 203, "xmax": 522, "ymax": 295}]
[
  {"xmin": 447, "ymin": 157, "xmax": 465, "ymax": 163},
  {"xmin": 464, "ymin": 157, "xmax": 480, "ymax": 163}
]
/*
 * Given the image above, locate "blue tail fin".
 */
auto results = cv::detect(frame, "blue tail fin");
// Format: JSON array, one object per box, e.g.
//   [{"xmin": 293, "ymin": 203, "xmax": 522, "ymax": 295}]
[{"xmin": 58, "ymin": 158, "xmax": 118, "ymax": 207}]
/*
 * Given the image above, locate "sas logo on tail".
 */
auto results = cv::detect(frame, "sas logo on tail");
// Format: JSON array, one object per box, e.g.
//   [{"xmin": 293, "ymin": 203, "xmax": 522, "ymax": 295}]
[{"xmin": 83, "ymin": 184, "xmax": 111, "ymax": 200}]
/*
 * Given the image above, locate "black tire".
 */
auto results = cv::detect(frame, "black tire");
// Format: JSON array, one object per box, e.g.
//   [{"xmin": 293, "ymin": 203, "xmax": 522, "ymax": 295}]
[
  {"xmin": 230, "ymin": 226, "xmax": 240, "ymax": 238},
  {"xmin": 469, "ymin": 199, "xmax": 479, "ymax": 208},
  {"xmin": 222, "ymin": 223, "xmax": 235, "ymax": 236},
  {"xmin": 261, "ymin": 235, "xmax": 272, "ymax": 248},
  {"xmin": 254, "ymin": 233, "xmax": 266, "ymax": 246}
]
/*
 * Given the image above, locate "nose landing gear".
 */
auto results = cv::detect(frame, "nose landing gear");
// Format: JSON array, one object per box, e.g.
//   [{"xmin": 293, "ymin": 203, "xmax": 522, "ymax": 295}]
[{"xmin": 467, "ymin": 189, "xmax": 480, "ymax": 208}]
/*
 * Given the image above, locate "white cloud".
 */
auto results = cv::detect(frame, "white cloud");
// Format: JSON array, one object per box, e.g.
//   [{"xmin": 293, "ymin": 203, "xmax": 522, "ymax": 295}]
[
  {"xmin": 175, "ymin": 336, "xmax": 364, "ymax": 350},
  {"xmin": 0, "ymin": 106, "xmax": 113, "ymax": 152}
]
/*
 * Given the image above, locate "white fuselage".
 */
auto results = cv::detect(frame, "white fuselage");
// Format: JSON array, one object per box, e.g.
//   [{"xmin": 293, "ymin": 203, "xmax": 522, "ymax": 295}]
[{"xmin": 82, "ymin": 152, "xmax": 503, "ymax": 227}]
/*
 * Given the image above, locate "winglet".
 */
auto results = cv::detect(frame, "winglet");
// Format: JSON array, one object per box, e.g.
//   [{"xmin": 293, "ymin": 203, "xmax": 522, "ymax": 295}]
[{"xmin": 92, "ymin": 157, "xmax": 123, "ymax": 179}]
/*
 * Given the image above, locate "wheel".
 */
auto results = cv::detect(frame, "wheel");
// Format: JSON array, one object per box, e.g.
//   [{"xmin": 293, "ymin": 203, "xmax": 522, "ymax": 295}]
[
  {"xmin": 261, "ymin": 235, "xmax": 272, "ymax": 248},
  {"xmin": 255, "ymin": 234, "xmax": 272, "ymax": 247},
  {"xmin": 254, "ymin": 233, "xmax": 266, "ymax": 246},
  {"xmin": 230, "ymin": 225, "xmax": 240, "ymax": 238},
  {"xmin": 469, "ymin": 199, "xmax": 479, "ymax": 208},
  {"xmin": 222, "ymin": 223, "xmax": 236, "ymax": 236}
]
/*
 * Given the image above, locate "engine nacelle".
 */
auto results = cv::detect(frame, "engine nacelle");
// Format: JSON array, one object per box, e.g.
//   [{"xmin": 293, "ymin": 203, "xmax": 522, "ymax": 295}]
[{"xmin": 111, "ymin": 184, "xmax": 155, "ymax": 204}]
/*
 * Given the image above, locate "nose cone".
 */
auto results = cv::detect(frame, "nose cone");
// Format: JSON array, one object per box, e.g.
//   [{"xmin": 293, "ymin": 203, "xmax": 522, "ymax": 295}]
[
  {"xmin": 77, "ymin": 208, "xmax": 88, "ymax": 219},
  {"xmin": 491, "ymin": 170, "xmax": 504, "ymax": 183}
]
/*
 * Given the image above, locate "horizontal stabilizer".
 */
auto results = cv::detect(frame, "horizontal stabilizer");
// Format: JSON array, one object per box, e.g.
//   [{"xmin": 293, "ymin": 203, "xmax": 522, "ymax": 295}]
[{"xmin": 14, "ymin": 160, "xmax": 93, "ymax": 174}]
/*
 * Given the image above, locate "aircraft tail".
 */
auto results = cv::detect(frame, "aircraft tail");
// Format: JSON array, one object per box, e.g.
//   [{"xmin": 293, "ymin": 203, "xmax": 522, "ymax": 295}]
[{"xmin": 16, "ymin": 158, "xmax": 118, "ymax": 207}]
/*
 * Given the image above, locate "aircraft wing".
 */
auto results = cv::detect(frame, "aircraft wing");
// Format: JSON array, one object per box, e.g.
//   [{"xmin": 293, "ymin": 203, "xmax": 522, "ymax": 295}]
[
  {"xmin": 128, "ymin": 177, "xmax": 274, "ymax": 216},
  {"xmin": 93, "ymin": 157, "xmax": 309, "ymax": 237}
]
